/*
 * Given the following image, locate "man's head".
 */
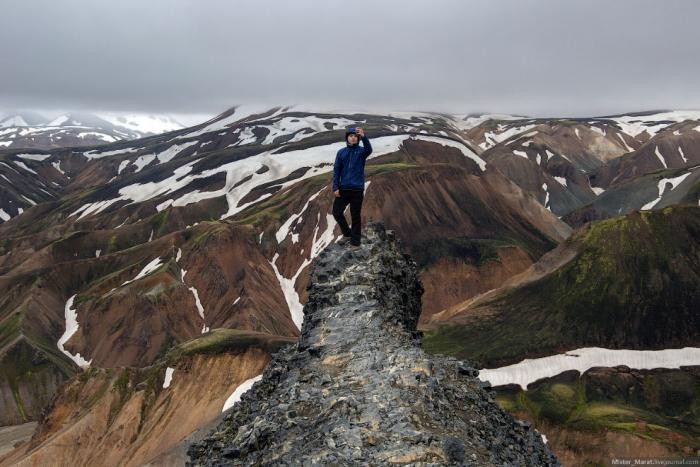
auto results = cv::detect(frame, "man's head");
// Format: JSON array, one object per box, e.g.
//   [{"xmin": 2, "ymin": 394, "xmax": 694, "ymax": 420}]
[{"xmin": 345, "ymin": 127, "xmax": 358, "ymax": 146}]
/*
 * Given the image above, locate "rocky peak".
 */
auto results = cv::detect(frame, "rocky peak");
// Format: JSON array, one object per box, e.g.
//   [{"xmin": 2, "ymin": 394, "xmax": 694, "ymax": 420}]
[{"xmin": 187, "ymin": 222, "xmax": 559, "ymax": 466}]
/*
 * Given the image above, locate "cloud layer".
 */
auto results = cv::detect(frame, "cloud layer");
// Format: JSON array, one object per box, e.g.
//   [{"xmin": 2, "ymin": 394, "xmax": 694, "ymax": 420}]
[{"xmin": 1, "ymin": 0, "xmax": 699, "ymax": 117}]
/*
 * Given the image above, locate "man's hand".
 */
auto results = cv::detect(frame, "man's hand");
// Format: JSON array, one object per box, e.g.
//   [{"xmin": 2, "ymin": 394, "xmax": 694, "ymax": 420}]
[
  {"xmin": 355, "ymin": 127, "xmax": 365, "ymax": 138},
  {"xmin": 333, "ymin": 189, "xmax": 340, "ymax": 198}
]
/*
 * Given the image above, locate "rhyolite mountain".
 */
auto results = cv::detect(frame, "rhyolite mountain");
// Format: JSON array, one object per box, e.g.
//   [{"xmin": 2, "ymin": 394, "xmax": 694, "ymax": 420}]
[
  {"xmin": 0, "ymin": 105, "xmax": 699, "ymax": 464},
  {"xmin": 0, "ymin": 110, "xmax": 187, "ymax": 150},
  {"xmin": 423, "ymin": 206, "xmax": 700, "ymax": 462}
]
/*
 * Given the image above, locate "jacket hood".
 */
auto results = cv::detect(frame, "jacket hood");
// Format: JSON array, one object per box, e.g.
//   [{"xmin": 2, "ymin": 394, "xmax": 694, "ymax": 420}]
[{"xmin": 345, "ymin": 127, "xmax": 358, "ymax": 146}]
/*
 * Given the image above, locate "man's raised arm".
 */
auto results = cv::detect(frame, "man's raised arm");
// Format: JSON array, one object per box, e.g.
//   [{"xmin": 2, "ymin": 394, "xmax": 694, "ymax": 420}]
[{"xmin": 361, "ymin": 134, "xmax": 372, "ymax": 159}]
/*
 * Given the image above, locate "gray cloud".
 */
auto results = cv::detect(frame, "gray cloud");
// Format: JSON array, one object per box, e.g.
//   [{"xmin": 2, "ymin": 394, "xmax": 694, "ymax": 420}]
[{"xmin": 1, "ymin": 0, "xmax": 699, "ymax": 117}]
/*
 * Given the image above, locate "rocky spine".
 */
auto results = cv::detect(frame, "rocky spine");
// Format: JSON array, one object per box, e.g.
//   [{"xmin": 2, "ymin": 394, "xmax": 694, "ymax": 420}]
[{"xmin": 187, "ymin": 222, "xmax": 559, "ymax": 466}]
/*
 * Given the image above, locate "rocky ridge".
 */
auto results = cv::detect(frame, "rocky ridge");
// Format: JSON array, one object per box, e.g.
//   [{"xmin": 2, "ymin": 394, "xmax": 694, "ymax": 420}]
[{"xmin": 187, "ymin": 222, "xmax": 558, "ymax": 466}]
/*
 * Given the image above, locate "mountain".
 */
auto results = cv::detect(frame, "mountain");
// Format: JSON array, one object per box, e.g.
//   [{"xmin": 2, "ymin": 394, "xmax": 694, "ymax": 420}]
[
  {"xmin": 422, "ymin": 206, "xmax": 700, "ymax": 462},
  {"xmin": 0, "ymin": 110, "xmax": 189, "ymax": 150},
  {"xmin": 0, "ymin": 105, "xmax": 699, "ymax": 464},
  {"xmin": 424, "ymin": 206, "xmax": 700, "ymax": 365}
]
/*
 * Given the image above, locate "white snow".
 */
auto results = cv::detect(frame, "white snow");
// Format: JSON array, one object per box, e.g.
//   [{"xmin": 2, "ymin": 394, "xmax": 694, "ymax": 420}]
[
  {"xmin": 590, "ymin": 126, "xmax": 606, "ymax": 136},
  {"xmin": 175, "ymin": 249, "xmax": 207, "ymax": 332},
  {"xmin": 616, "ymin": 133, "xmax": 634, "ymax": 153},
  {"xmin": 276, "ymin": 187, "xmax": 324, "ymax": 243},
  {"xmin": 177, "ymin": 105, "xmax": 283, "ymax": 140},
  {"xmin": 97, "ymin": 113, "xmax": 186, "ymax": 135},
  {"xmin": 148, "ymin": 230, "xmax": 154, "ymax": 242},
  {"xmin": 66, "ymin": 135, "xmax": 451, "ymax": 221},
  {"xmin": 542, "ymin": 183, "xmax": 550, "ymax": 210},
  {"xmin": 574, "ymin": 128, "xmax": 581, "ymax": 140},
  {"xmin": 536, "ymin": 153, "xmax": 542, "ymax": 165},
  {"xmin": 156, "ymin": 199, "xmax": 174, "ymax": 212},
  {"xmin": 673, "ymin": 129, "xmax": 682, "ymax": 136},
  {"xmin": 13, "ymin": 161, "xmax": 37, "ymax": 174},
  {"xmin": 513, "ymin": 150, "xmax": 528, "ymax": 159},
  {"xmin": 259, "ymin": 115, "xmax": 356, "ymax": 145},
  {"xmin": 480, "ymin": 124, "xmax": 537, "ymax": 150},
  {"xmin": 117, "ymin": 160, "xmax": 131, "ymax": 175},
  {"xmin": 95, "ymin": 249, "xmax": 101, "ymax": 258},
  {"xmin": 270, "ymin": 208, "xmax": 340, "ymax": 330},
  {"xmin": 607, "ymin": 111, "xmax": 700, "ymax": 138},
  {"xmin": 77, "ymin": 132, "xmax": 118, "ymax": 142},
  {"xmin": 52, "ymin": 161, "xmax": 65, "ymax": 175},
  {"xmin": 591, "ymin": 186, "xmax": 605, "ymax": 196},
  {"xmin": 554, "ymin": 176, "xmax": 567, "ymax": 187},
  {"xmin": 188, "ymin": 287, "xmax": 205, "ymax": 321},
  {"xmin": 0, "ymin": 209, "xmax": 10, "ymax": 221},
  {"xmin": 654, "ymin": 146, "xmax": 668, "ymax": 169},
  {"xmin": 122, "ymin": 257, "xmax": 163, "ymax": 286},
  {"xmin": 162, "ymin": 367, "xmax": 175, "ymax": 389},
  {"xmin": 154, "ymin": 140, "xmax": 198, "ymax": 164},
  {"xmin": 233, "ymin": 296, "xmax": 241, "ymax": 305},
  {"xmin": 222, "ymin": 374, "xmax": 263, "ymax": 412},
  {"xmin": 410, "ymin": 135, "xmax": 487, "ymax": 171},
  {"xmin": 641, "ymin": 172, "xmax": 692, "ymax": 210},
  {"xmin": 21, "ymin": 195, "xmax": 36, "ymax": 206},
  {"xmin": 57, "ymin": 295, "xmax": 92, "ymax": 368},
  {"xmin": 83, "ymin": 147, "xmax": 138, "ymax": 160},
  {"xmin": 16, "ymin": 153, "xmax": 51, "ymax": 162},
  {"xmin": 678, "ymin": 146, "xmax": 688, "ymax": 163},
  {"xmin": 478, "ymin": 346, "xmax": 700, "ymax": 390},
  {"xmin": 133, "ymin": 154, "xmax": 156, "ymax": 172},
  {"xmin": 545, "ymin": 149, "xmax": 555, "ymax": 160},
  {"xmin": 1, "ymin": 116, "xmax": 28, "ymax": 127}
]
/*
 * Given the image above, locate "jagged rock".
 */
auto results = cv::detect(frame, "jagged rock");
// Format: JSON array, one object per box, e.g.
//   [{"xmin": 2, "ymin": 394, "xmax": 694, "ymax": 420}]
[{"xmin": 187, "ymin": 222, "xmax": 559, "ymax": 466}]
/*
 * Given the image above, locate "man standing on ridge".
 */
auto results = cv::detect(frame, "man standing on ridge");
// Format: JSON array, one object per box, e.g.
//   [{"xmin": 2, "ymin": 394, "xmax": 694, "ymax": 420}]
[{"xmin": 332, "ymin": 127, "xmax": 372, "ymax": 248}]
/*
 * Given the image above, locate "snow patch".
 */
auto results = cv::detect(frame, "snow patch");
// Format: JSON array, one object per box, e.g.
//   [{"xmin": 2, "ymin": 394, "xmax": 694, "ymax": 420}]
[
  {"xmin": 479, "ymin": 347, "xmax": 700, "ymax": 390},
  {"xmin": 654, "ymin": 146, "xmax": 668, "ymax": 169},
  {"xmin": 0, "ymin": 209, "xmax": 11, "ymax": 221},
  {"xmin": 163, "ymin": 367, "xmax": 175, "ymax": 389},
  {"xmin": 122, "ymin": 257, "xmax": 163, "ymax": 286},
  {"xmin": 222, "ymin": 374, "xmax": 263, "ymax": 413},
  {"xmin": 553, "ymin": 176, "xmax": 567, "ymax": 187},
  {"xmin": 57, "ymin": 295, "xmax": 92, "ymax": 368},
  {"xmin": 616, "ymin": 133, "xmax": 634, "ymax": 153},
  {"xmin": 16, "ymin": 153, "xmax": 50, "ymax": 161},
  {"xmin": 13, "ymin": 161, "xmax": 37, "ymax": 174},
  {"xmin": 52, "ymin": 161, "xmax": 65, "ymax": 175},
  {"xmin": 641, "ymin": 172, "xmax": 692, "ymax": 210},
  {"xmin": 513, "ymin": 150, "xmax": 528, "ymax": 159},
  {"xmin": 410, "ymin": 135, "xmax": 486, "ymax": 171}
]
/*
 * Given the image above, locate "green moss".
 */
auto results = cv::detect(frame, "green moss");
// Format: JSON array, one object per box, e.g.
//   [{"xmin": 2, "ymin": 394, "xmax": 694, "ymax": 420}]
[
  {"xmin": 168, "ymin": 328, "xmax": 294, "ymax": 361},
  {"xmin": 422, "ymin": 207, "xmax": 700, "ymax": 365}
]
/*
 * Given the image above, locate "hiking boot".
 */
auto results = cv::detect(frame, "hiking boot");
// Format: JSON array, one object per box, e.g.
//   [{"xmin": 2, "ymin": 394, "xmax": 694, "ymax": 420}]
[
  {"xmin": 337, "ymin": 236, "xmax": 352, "ymax": 245},
  {"xmin": 349, "ymin": 242, "xmax": 361, "ymax": 250}
]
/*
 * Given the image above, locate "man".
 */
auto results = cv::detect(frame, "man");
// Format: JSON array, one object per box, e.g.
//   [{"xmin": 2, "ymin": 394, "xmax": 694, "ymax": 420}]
[{"xmin": 332, "ymin": 127, "xmax": 372, "ymax": 248}]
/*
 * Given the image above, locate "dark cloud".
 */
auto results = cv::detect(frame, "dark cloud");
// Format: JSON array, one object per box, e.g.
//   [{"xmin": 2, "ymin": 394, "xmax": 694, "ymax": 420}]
[{"xmin": 1, "ymin": 0, "xmax": 699, "ymax": 117}]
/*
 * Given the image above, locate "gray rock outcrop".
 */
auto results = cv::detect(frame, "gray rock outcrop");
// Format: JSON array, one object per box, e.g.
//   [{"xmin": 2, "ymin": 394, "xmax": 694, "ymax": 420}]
[{"xmin": 187, "ymin": 222, "xmax": 559, "ymax": 466}]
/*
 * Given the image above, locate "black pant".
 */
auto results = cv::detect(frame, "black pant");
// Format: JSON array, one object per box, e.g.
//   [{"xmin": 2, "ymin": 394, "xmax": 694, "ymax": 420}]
[{"xmin": 332, "ymin": 188, "xmax": 363, "ymax": 245}]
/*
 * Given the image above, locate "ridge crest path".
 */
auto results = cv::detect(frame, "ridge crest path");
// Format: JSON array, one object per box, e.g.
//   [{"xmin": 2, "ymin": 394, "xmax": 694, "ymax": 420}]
[{"xmin": 188, "ymin": 222, "xmax": 559, "ymax": 466}]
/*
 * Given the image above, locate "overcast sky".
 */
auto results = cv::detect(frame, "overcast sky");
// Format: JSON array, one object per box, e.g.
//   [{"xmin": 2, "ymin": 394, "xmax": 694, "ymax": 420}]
[{"xmin": 1, "ymin": 0, "xmax": 699, "ymax": 118}]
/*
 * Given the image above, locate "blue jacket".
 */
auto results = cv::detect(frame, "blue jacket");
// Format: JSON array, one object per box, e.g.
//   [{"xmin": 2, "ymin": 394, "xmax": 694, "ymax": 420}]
[{"xmin": 332, "ymin": 135, "xmax": 372, "ymax": 191}]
